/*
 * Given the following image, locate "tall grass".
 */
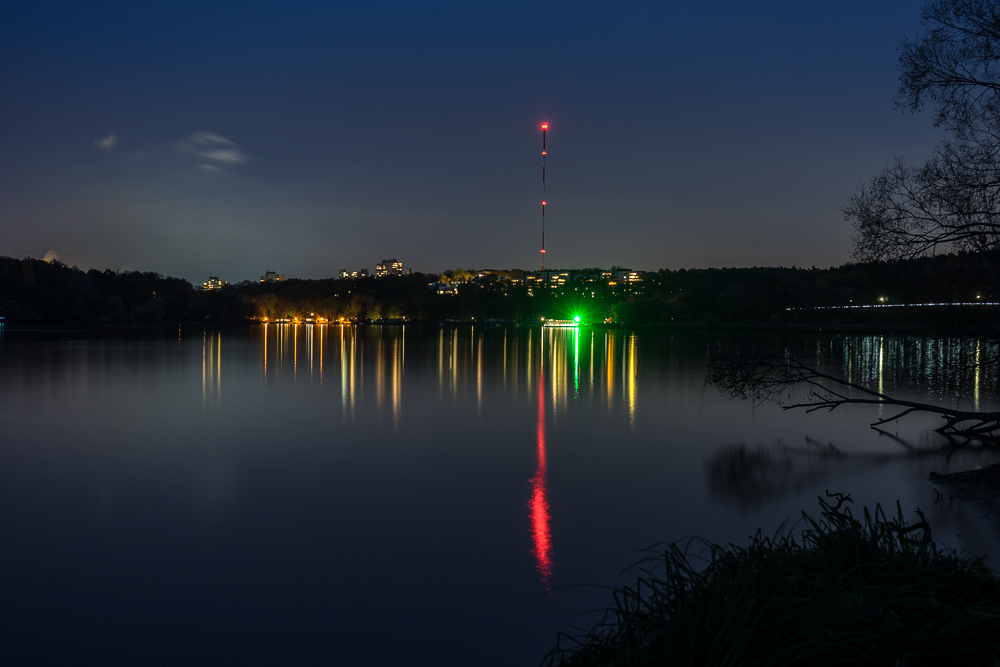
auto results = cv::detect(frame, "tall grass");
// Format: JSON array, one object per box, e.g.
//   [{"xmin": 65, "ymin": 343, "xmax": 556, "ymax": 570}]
[{"xmin": 544, "ymin": 493, "xmax": 1000, "ymax": 666}]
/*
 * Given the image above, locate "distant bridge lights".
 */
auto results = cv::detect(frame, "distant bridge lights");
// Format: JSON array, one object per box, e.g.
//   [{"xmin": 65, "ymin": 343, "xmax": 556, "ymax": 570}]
[{"xmin": 787, "ymin": 300, "xmax": 1000, "ymax": 311}]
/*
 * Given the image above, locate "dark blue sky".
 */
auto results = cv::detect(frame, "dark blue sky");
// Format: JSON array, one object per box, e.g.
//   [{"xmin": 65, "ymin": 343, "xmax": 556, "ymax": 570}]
[{"xmin": 0, "ymin": 1, "xmax": 942, "ymax": 282}]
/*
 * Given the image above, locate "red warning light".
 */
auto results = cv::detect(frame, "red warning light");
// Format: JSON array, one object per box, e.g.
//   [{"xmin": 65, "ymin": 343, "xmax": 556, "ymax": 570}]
[
  {"xmin": 542, "ymin": 151, "xmax": 547, "ymax": 155},
  {"xmin": 540, "ymin": 249, "xmax": 546, "ymax": 253},
  {"xmin": 542, "ymin": 200, "xmax": 546, "ymax": 205},
  {"xmin": 541, "ymin": 123, "xmax": 548, "ymax": 129}
]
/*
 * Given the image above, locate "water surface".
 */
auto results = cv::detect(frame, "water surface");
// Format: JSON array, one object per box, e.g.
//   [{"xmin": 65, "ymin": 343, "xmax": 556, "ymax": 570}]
[{"xmin": 1, "ymin": 324, "xmax": 998, "ymax": 665}]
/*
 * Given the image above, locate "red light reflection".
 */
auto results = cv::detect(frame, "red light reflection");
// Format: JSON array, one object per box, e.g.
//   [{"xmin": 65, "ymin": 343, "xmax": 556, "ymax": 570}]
[{"xmin": 529, "ymin": 368, "xmax": 553, "ymax": 583}]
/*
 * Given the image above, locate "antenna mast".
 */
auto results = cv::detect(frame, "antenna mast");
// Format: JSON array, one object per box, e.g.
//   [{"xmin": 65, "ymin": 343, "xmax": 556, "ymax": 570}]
[{"xmin": 541, "ymin": 122, "xmax": 548, "ymax": 270}]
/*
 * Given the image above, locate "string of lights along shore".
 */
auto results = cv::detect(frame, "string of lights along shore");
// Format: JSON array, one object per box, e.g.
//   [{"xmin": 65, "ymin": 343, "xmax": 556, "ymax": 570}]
[{"xmin": 540, "ymin": 122, "xmax": 548, "ymax": 271}]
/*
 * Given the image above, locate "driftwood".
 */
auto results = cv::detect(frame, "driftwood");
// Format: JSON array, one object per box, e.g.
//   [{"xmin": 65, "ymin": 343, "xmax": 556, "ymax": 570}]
[{"xmin": 706, "ymin": 348, "xmax": 1000, "ymax": 441}]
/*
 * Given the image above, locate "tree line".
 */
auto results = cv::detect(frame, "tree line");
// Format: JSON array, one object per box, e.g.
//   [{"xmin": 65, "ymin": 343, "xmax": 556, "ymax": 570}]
[{"xmin": 1, "ymin": 253, "xmax": 996, "ymax": 328}]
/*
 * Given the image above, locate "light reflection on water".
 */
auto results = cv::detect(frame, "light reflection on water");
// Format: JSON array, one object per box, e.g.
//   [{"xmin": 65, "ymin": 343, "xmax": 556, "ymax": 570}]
[
  {"xmin": 230, "ymin": 325, "xmax": 1000, "ymax": 579},
  {"xmin": 1, "ymin": 325, "xmax": 1000, "ymax": 666},
  {"xmin": 531, "ymin": 362, "xmax": 552, "ymax": 584},
  {"xmin": 201, "ymin": 330, "xmax": 221, "ymax": 408},
  {"xmin": 216, "ymin": 326, "xmax": 994, "ymax": 442},
  {"xmin": 206, "ymin": 326, "xmax": 1000, "ymax": 571},
  {"xmin": 255, "ymin": 324, "xmax": 633, "ymax": 585},
  {"xmin": 837, "ymin": 335, "xmax": 1000, "ymax": 406},
  {"xmin": 256, "ymin": 324, "xmax": 639, "ymax": 430}
]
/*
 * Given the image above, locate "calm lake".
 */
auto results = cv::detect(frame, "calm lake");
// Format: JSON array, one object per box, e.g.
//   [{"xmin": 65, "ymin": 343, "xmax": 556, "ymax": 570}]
[{"xmin": 1, "ymin": 324, "xmax": 999, "ymax": 665}]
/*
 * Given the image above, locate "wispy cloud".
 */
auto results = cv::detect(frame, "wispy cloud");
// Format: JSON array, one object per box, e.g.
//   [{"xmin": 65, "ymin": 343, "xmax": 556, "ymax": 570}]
[
  {"xmin": 178, "ymin": 131, "xmax": 249, "ymax": 166},
  {"xmin": 96, "ymin": 133, "xmax": 118, "ymax": 151},
  {"xmin": 199, "ymin": 164, "xmax": 221, "ymax": 172}
]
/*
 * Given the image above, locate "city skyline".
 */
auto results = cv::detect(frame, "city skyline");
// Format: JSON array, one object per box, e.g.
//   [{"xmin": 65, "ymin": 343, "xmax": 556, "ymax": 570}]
[{"xmin": 1, "ymin": 1, "xmax": 942, "ymax": 285}]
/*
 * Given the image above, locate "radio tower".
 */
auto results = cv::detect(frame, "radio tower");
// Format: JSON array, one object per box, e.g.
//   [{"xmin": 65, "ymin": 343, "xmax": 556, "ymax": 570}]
[{"xmin": 540, "ymin": 122, "xmax": 548, "ymax": 270}]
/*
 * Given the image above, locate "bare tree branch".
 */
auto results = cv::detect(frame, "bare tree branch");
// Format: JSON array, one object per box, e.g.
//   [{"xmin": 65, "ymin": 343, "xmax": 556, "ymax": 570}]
[
  {"xmin": 706, "ymin": 348, "xmax": 1000, "ymax": 441},
  {"xmin": 846, "ymin": 1, "xmax": 1000, "ymax": 273}
]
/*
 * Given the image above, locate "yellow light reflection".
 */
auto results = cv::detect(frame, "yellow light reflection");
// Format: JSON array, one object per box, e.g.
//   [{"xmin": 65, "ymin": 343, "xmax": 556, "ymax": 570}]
[
  {"xmin": 202, "ymin": 331, "xmax": 221, "ymax": 408},
  {"xmin": 551, "ymin": 330, "xmax": 569, "ymax": 418},
  {"xmin": 438, "ymin": 328, "xmax": 445, "ymax": 398},
  {"xmin": 550, "ymin": 330, "xmax": 559, "ymax": 416},
  {"xmin": 625, "ymin": 334, "xmax": 638, "ymax": 428},
  {"xmin": 477, "ymin": 336, "xmax": 483, "ymax": 415},
  {"xmin": 503, "ymin": 330, "xmax": 508, "ymax": 393},
  {"xmin": 392, "ymin": 333, "xmax": 402, "ymax": 428},
  {"xmin": 451, "ymin": 330, "xmax": 458, "ymax": 400},
  {"xmin": 340, "ymin": 326, "xmax": 348, "ymax": 421},
  {"xmin": 376, "ymin": 331, "xmax": 384, "ymax": 415},
  {"xmin": 349, "ymin": 326, "xmax": 357, "ymax": 420},
  {"xmin": 307, "ymin": 323, "xmax": 314, "ymax": 380},
  {"xmin": 606, "ymin": 332, "xmax": 616, "ymax": 409}
]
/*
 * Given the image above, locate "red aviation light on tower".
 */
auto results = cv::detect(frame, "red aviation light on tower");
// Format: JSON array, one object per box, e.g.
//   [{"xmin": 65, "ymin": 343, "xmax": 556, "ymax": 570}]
[{"xmin": 539, "ymin": 122, "xmax": 549, "ymax": 270}]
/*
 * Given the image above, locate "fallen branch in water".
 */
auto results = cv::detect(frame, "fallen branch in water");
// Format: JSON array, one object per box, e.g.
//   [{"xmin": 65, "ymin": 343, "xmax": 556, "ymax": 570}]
[{"xmin": 706, "ymin": 348, "xmax": 1000, "ymax": 441}]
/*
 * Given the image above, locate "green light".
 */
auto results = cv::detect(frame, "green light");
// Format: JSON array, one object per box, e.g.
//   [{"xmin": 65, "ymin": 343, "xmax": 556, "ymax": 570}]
[{"xmin": 573, "ymin": 315, "xmax": 581, "ymax": 323}]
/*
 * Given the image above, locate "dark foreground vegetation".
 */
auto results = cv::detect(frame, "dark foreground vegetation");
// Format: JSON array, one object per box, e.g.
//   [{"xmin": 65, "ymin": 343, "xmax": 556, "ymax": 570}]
[
  {"xmin": 1, "ymin": 253, "xmax": 997, "ymax": 328},
  {"xmin": 544, "ymin": 493, "xmax": 1000, "ymax": 666}
]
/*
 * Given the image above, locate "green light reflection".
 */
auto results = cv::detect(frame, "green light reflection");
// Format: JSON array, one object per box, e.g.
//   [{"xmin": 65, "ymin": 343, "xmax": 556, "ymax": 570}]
[{"xmin": 573, "ymin": 328, "xmax": 579, "ymax": 396}]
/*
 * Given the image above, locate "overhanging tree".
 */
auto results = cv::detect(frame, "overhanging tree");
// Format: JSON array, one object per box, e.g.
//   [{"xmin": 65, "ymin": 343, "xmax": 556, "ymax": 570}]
[
  {"xmin": 709, "ymin": 2, "xmax": 1000, "ymax": 443},
  {"xmin": 845, "ymin": 0, "xmax": 1000, "ymax": 269},
  {"xmin": 706, "ymin": 348, "xmax": 1000, "ymax": 442}
]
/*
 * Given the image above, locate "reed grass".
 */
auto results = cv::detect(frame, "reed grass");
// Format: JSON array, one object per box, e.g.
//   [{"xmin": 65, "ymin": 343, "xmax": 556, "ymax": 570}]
[{"xmin": 543, "ymin": 492, "xmax": 1000, "ymax": 666}]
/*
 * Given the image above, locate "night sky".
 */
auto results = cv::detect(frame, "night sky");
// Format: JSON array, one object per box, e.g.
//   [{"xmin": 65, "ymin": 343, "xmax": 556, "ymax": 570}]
[{"xmin": 1, "ymin": 1, "xmax": 943, "ymax": 283}]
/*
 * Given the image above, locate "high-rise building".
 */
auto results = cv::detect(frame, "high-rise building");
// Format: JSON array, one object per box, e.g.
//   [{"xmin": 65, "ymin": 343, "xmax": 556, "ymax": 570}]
[
  {"xmin": 339, "ymin": 269, "xmax": 369, "ymax": 279},
  {"xmin": 202, "ymin": 276, "xmax": 228, "ymax": 291},
  {"xmin": 260, "ymin": 270, "xmax": 285, "ymax": 283},
  {"xmin": 376, "ymin": 259, "xmax": 403, "ymax": 277}
]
